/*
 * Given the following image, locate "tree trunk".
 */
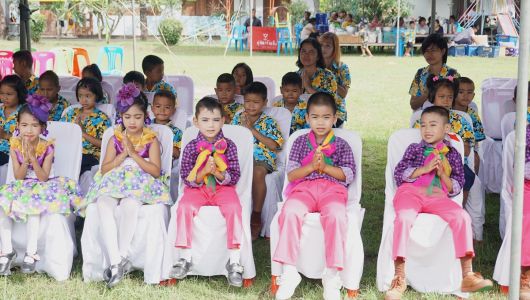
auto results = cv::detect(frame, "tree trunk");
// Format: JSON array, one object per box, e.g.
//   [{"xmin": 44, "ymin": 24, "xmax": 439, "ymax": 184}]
[
  {"xmin": 313, "ymin": 0, "xmax": 320, "ymax": 12},
  {"xmin": 140, "ymin": 1, "xmax": 147, "ymax": 41}
]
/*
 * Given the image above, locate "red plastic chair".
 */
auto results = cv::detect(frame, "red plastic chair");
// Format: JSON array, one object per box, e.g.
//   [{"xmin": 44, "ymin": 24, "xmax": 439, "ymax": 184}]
[
  {"xmin": 32, "ymin": 51, "xmax": 56, "ymax": 76},
  {"xmin": 72, "ymin": 48, "xmax": 90, "ymax": 77},
  {"xmin": 0, "ymin": 50, "xmax": 14, "ymax": 79}
]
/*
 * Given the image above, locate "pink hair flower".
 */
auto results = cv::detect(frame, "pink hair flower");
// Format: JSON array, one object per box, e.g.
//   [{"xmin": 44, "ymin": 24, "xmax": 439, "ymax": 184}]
[{"xmin": 446, "ymin": 75, "xmax": 454, "ymax": 82}]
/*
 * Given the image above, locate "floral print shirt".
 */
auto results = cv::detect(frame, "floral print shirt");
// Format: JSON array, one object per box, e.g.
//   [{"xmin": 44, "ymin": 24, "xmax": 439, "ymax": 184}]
[
  {"xmin": 273, "ymin": 98, "xmax": 309, "ymax": 134},
  {"xmin": 0, "ymin": 105, "xmax": 21, "ymax": 155},
  {"xmin": 61, "ymin": 107, "xmax": 111, "ymax": 158},
  {"xmin": 409, "ymin": 64, "xmax": 460, "ymax": 97},
  {"xmin": 49, "ymin": 95, "xmax": 70, "ymax": 121}
]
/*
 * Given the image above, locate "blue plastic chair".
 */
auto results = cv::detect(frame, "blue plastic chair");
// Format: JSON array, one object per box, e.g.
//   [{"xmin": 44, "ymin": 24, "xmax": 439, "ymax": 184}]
[
  {"xmin": 276, "ymin": 27, "xmax": 293, "ymax": 56},
  {"xmin": 228, "ymin": 25, "xmax": 247, "ymax": 52},
  {"xmin": 97, "ymin": 45, "xmax": 124, "ymax": 75},
  {"xmin": 295, "ymin": 23, "xmax": 303, "ymax": 48}
]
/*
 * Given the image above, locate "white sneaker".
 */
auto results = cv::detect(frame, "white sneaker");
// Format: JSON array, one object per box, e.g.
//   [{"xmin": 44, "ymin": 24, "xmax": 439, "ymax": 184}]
[
  {"xmin": 275, "ymin": 269, "xmax": 302, "ymax": 300},
  {"xmin": 322, "ymin": 271, "xmax": 342, "ymax": 300}
]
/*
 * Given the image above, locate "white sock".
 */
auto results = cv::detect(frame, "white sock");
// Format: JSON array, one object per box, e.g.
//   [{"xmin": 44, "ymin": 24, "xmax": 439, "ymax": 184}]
[
  {"xmin": 229, "ymin": 249, "xmax": 240, "ymax": 264},
  {"xmin": 283, "ymin": 264, "xmax": 298, "ymax": 276},
  {"xmin": 324, "ymin": 267, "xmax": 338, "ymax": 277},
  {"xmin": 180, "ymin": 248, "xmax": 192, "ymax": 262}
]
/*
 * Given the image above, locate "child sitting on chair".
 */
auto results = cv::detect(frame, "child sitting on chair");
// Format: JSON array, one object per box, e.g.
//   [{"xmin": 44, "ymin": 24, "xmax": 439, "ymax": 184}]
[
  {"xmin": 274, "ymin": 72, "xmax": 308, "ymax": 134},
  {"xmin": 0, "ymin": 95, "xmax": 81, "ymax": 276},
  {"xmin": 273, "ymin": 92, "xmax": 355, "ymax": 300},
  {"xmin": 13, "ymin": 50, "xmax": 38, "ymax": 95},
  {"xmin": 232, "ymin": 82, "xmax": 284, "ymax": 240},
  {"xmin": 81, "ymin": 64, "xmax": 110, "ymax": 104},
  {"xmin": 413, "ymin": 76, "xmax": 475, "ymax": 206},
  {"xmin": 123, "ymin": 71, "xmax": 146, "ymax": 91},
  {"xmin": 453, "ymin": 77, "xmax": 485, "ymax": 174},
  {"xmin": 386, "ymin": 106, "xmax": 492, "ymax": 300},
  {"xmin": 37, "ymin": 71, "xmax": 69, "ymax": 121},
  {"xmin": 171, "ymin": 97, "xmax": 244, "ymax": 287},
  {"xmin": 215, "ymin": 73, "xmax": 242, "ymax": 124},
  {"xmin": 142, "ymin": 55, "xmax": 177, "ymax": 96},
  {"xmin": 80, "ymin": 83, "xmax": 170, "ymax": 288}
]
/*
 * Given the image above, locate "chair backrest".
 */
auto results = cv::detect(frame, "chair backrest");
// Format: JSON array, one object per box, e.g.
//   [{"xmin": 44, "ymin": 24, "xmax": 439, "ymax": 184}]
[
  {"xmin": 501, "ymin": 112, "xmax": 516, "ymax": 141},
  {"xmin": 0, "ymin": 50, "xmax": 13, "ymax": 78},
  {"xmin": 99, "ymin": 124, "xmax": 174, "ymax": 176},
  {"xmin": 50, "ymin": 47, "xmax": 74, "ymax": 76},
  {"xmin": 469, "ymin": 101, "xmax": 479, "ymax": 113},
  {"xmin": 481, "ymin": 77, "xmax": 517, "ymax": 139},
  {"xmin": 72, "ymin": 47, "xmax": 90, "ymax": 77},
  {"xmin": 276, "ymin": 27, "xmax": 292, "ymax": 41},
  {"xmin": 409, "ymin": 110, "xmax": 423, "ymax": 128},
  {"xmin": 6, "ymin": 122, "xmax": 83, "ymax": 183},
  {"xmin": 254, "ymin": 76, "xmax": 276, "ymax": 103},
  {"xmin": 32, "ymin": 51, "xmax": 56, "ymax": 76},
  {"xmin": 231, "ymin": 25, "xmax": 247, "ymax": 39},
  {"xmin": 501, "ymin": 131, "xmax": 515, "ymax": 211},
  {"xmin": 101, "ymin": 81, "xmax": 116, "ymax": 104},
  {"xmin": 164, "ymin": 75, "xmax": 194, "ymax": 118},
  {"xmin": 97, "ymin": 46, "xmax": 124, "ymax": 74},
  {"xmin": 263, "ymin": 107, "xmax": 291, "ymax": 169},
  {"xmin": 385, "ymin": 128, "xmax": 465, "ymax": 206},
  {"xmin": 58, "ymin": 75, "xmax": 79, "ymax": 91},
  {"xmin": 61, "ymin": 104, "xmax": 116, "ymax": 124},
  {"xmin": 177, "ymin": 125, "xmax": 254, "ymax": 211},
  {"xmin": 280, "ymin": 128, "xmax": 363, "ymax": 205},
  {"xmin": 102, "ymin": 75, "xmax": 124, "ymax": 91},
  {"xmin": 59, "ymin": 90, "xmax": 77, "ymax": 105}
]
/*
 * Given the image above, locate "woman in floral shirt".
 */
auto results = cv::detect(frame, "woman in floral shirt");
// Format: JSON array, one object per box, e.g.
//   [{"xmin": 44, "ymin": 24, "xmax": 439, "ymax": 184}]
[
  {"xmin": 320, "ymin": 32, "xmax": 351, "ymax": 124},
  {"xmin": 409, "ymin": 34, "xmax": 460, "ymax": 111},
  {"xmin": 296, "ymin": 38, "xmax": 340, "ymax": 126}
]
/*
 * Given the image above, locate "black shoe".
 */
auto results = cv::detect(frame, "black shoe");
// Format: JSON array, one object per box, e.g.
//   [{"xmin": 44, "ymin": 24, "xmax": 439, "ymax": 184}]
[
  {"xmin": 170, "ymin": 258, "xmax": 192, "ymax": 280},
  {"xmin": 20, "ymin": 253, "xmax": 40, "ymax": 274},
  {"xmin": 104, "ymin": 261, "xmax": 127, "ymax": 288},
  {"xmin": 0, "ymin": 251, "xmax": 16, "ymax": 276},
  {"xmin": 104, "ymin": 257, "xmax": 131, "ymax": 282},
  {"xmin": 226, "ymin": 261, "xmax": 244, "ymax": 287}
]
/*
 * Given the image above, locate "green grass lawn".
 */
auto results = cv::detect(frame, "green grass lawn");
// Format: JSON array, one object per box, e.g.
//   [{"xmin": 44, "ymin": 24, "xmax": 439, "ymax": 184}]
[{"xmin": 0, "ymin": 38, "xmax": 522, "ymax": 299}]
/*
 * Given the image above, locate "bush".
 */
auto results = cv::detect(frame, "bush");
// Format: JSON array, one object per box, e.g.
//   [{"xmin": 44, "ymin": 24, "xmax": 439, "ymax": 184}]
[
  {"xmin": 158, "ymin": 18, "xmax": 183, "ymax": 46},
  {"xmin": 30, "ymin": 13, "xmax": 46, "ymax": 43},
  {"xmin": 289, "ymin": 0, "xmax": 309, "ymax": 25}
]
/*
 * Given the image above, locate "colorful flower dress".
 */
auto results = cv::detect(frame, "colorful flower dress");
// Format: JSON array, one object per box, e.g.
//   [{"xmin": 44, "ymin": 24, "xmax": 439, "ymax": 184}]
[
  {"xmin": 0, "ymin": 137, "xmax": 82, "ymax": 222},
  {"xmin": 82, "ymin": 127, "xmax": 170, "ymax": 207}
]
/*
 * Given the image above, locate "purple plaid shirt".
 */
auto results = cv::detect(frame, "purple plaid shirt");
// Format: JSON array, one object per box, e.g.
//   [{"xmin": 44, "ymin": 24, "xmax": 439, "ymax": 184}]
[
  {"xmin": 286, "ymin": 133, "xmax": 355, "ymax": 187},
  {"xmin": 180, "ymin": 130, "xmax": 240, "ymax": 187},
  {"xmin": 394, "ymin": 139, "xmax": 465, "ymax": 196}
]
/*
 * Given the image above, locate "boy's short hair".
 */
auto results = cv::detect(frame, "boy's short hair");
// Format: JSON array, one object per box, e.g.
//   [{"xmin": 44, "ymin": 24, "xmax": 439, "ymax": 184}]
[
  {"xmin": 154, "ymin": 89, "xmax": 176, "ymax": 106},
  {"xmin": 456, "ymin": 77, "xmax": 475, "ymax": 89},
  {"xmin": 123, "ymin": 71, "xmax": 146, "ymax": 86},
  {"xmin": 281, "ymin": 72, "xmax": 302, "ymax": 87},
  {"xmin": 216, "ymin": 73, "xmax": 236, "ymax": 86},
  {"xmin": 409, "ymin": 20, "xmax": 415, "ymax": 25},
  {"xmin": 307, "ymin": 92, "xmax": 337, "ymax": 114},
  {"xmin": 13, "ymin": 50, "xmax": 33, "ymax": 67},
  {"xmin": 142, "ymin": 55, "xmax": 164, "ymax": 73},
  {"xmin": 38, "ymin": 70, "xmax": 60, "ymax": 87},
  {"xmin": 243, "ymin": 81, "xmax": 267, "ymax": 101},
  {"xmin": 421, "ymin": 105, "xmax": 450, "ymax": 124},
  {"xmin": 195, "ymin": 96, "xmax": 223, "ymax": 117}
]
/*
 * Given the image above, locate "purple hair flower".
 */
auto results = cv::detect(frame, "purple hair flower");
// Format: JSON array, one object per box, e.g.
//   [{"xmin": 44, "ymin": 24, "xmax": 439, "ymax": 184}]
[
  {"xmin": 116, "ymin": 83, "xmax": 141, "ymax": 113},
  {"xmin": 26, "ymin": 94, "xmax": 52, "ymax": 123}
]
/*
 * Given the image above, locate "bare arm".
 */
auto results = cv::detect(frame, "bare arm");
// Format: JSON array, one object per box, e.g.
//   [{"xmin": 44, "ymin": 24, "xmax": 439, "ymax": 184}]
[
  {"xmin": 11, "ymin": 149, "xmax": 28, "ymax": 180},
  {"xmin": 101, "ymin": 141, "xmax": 126, "ymax": 175},
  {"xmin": 337, "ymin": 85, "xmax": 349, "ymax": 99},
  {"xmin": 250, "ymin": 127, "xmax": 280, "ymax": 152},
  {"xmin": 30, "ymin": 149, "xmax": 53, "ymax": 182},
  {"xmin": 322, "ymin": 164, "xmax": 346, "ymax": 181},
  {"xmin": 287, "ymin": 163, "xmax": 314, "ymax": 182},
  {"xmin": 83, "ymin": 133, "xmax": 102, "ymax": 148},
  {"xmin": 131, "ymin": 138, "xmax": 162, "ymax": 178},
  {"xmin": 410, "ymin": 94, "xmax": 428, "ymax": 110}
]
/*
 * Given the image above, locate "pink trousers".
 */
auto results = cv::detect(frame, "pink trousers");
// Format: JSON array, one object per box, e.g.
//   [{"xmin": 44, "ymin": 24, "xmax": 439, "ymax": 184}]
[
  {"xmin": 273, "ymin": 179, "xmax": 348, "ymax": 270},
  {"xmin": 522, "ymin": 181, "xmax": 530, "ymax": 266},
  {"xmin": 392, "ymin": 183, "xmax": 474, "ymax": 260},
  {"xmin": 175, "ymin": 185, "xmax": 242, "ymax": 249}
]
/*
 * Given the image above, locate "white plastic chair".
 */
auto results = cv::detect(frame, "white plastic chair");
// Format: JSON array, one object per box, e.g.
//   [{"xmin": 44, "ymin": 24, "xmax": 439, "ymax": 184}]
[
  {"xmin": 162, "ymin": 125, "xmax": 256, "ymax": 283},
  {"xmin": 6, "ymin": 122, "xmax": 82, "ymax": 281},
  {"xmin": 261, "ymin": 107, "xmax": 291, "ymax": 237},
  {"xmin": 493, "ymin": 131, "xmax": 515, "ymax": 287},
  {"xmin": 101, "ymin": 81, "xmax": 116, "ymax": 104},
  {"xmin": 255, "ymin": 76, "xmax": 276, "ymax": 103},
  {"xmin": 165, "ymin": 75, "xmax": 194, "ymax": 125},
  {"xmin": 376, "ymin": 128, "xmax": 467, "ymax": 297},
  {"xmin": 58, "ymin": 75, "xmax": 79, "ymax": 91},
  {"xmin": 269, "ymin": 128, "xmax": 365, "ymax": 295},
  {"xmin": 81, "ymin": 124, "xmax": 174, "ymax": 284},
  {"xmin": 501, "ymin": 112, "xmax": 516, "ymax": 142},
  {"xmin": 481, "ymin": 78, "xmax": 517, "ymax": 193},
  {"xmin": 102, "ymin": 75, "xmax": 124, "ymax": 93}
]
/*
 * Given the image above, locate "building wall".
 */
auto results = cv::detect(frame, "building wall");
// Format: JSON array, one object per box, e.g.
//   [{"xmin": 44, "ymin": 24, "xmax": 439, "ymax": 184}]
[{"xmin": 411, "ymin": 0, "xmax": 452, "ymax": 21}]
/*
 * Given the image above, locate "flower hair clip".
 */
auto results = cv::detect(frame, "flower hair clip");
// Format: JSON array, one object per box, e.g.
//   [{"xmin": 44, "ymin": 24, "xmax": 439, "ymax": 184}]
[
  {"xmin": 432, "ymin": 75, "xmax": 440, "ymax": 82},
  {"xmin": 26, "ymin": 94, "xmax": 52, "ymax": 123},
  {"xmin": 116, "ymin": 83, "xmax": 141, "ymax": 113},
  {"xmin": 446, "ymin": 75, "xmax": 454, "ymax": 82}
]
